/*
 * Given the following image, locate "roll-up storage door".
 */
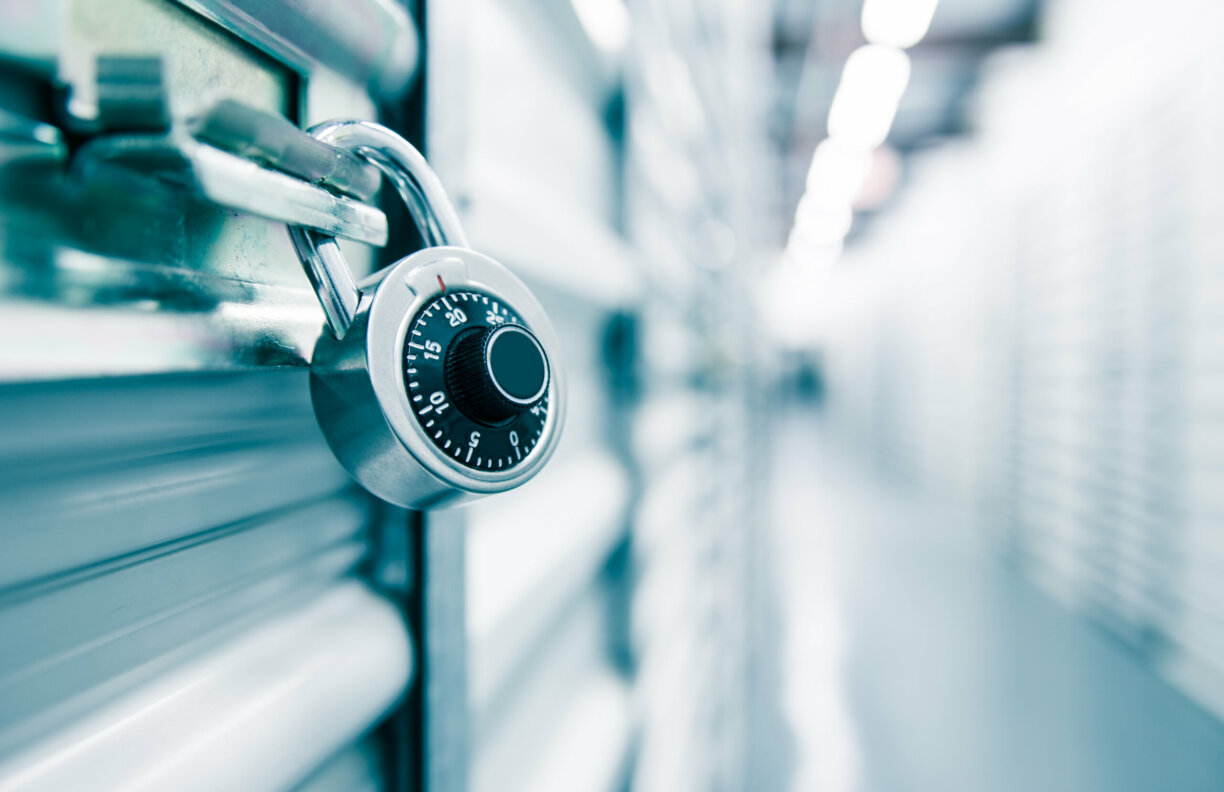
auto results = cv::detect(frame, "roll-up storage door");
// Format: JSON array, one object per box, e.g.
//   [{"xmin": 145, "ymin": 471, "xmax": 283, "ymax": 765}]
[{"xmin": 0, "ymin": 1, "xmax": 423, "ymax": 789}]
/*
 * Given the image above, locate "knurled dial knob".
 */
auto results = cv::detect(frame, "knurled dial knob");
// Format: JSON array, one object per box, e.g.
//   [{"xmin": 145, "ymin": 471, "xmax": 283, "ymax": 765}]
[{"xmin": 445, "ymin": 324, "xmax": 549, "ymax": 426}]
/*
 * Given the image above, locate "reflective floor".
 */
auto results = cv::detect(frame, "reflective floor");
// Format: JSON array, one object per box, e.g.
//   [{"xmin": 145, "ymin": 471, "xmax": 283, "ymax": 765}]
[{"xmin": 771, "ymin": 410, "xmax": 1224, "ymax": 792}]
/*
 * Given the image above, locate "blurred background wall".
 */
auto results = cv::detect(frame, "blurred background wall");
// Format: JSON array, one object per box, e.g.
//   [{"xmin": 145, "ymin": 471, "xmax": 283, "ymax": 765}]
[
  {"xmin": 813, "ymin": 0, "xmax": 1224, "ymax": 723},
  {"xmin": 766, "ymin": 0, "xmax": 1224, "ymax": 789}
]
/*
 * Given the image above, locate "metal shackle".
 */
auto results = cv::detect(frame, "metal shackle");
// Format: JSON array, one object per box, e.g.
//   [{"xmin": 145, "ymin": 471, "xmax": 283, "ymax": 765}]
[{"xmin": 288, "ymin": 120, "xmax": 468, "ymax": 339}]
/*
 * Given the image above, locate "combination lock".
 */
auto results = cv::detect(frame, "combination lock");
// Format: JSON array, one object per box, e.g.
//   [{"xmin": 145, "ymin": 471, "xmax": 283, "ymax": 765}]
[{"xmin": 290, "ymin": 121, "xmax": 565, "ymax": 509}]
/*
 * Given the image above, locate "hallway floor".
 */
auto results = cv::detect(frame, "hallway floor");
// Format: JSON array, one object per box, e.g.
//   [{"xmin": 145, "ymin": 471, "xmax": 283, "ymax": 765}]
[{"xmin": 770, "ymin": 411, "xmax": 1224, "ymax": 792}]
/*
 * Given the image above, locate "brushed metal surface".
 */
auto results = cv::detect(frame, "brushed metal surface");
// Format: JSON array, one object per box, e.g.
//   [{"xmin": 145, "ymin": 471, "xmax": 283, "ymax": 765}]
[
  {"xmin": 0, "ymin": 370, "xmax": 375, "ymax": 759},
  {"xmin": 0, "ymin": 582, "xmax": 412, "ymax": 792},
  {"xmin": 180, "ymin": 0, "xmax": 420, "ymax": 99}
]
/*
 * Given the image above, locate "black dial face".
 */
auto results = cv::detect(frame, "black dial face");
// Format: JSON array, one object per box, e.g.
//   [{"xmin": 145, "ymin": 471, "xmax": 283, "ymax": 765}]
[{"xmin": 403, "ymin": 289, "xmax": 549, "ymax": 472}]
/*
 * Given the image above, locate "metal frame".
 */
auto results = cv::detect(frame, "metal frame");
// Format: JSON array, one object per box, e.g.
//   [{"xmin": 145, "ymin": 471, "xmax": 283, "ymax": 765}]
[{"xmin": 406, "ymin": 3, "xmax": 472, "ymax": 790}]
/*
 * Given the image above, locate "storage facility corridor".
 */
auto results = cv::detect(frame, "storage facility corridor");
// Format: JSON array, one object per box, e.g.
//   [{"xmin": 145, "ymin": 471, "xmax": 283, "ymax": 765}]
[
  {"xmin": 2, "ymin": 0, "xmax": 1224, "ymax": 790},
  {"xmin": 770, "ymin": 409, "xmax": 1224, "ymax": 792}
]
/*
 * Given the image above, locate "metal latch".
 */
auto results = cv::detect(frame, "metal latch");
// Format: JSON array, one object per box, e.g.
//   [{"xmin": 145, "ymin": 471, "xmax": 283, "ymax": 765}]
[{"xmin": 71, "ymin": 97, "xmax": 390, "ymax": 246}]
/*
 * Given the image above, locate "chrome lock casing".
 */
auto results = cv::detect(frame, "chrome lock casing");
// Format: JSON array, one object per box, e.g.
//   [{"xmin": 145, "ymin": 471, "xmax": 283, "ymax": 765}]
[{"xmin": 290, "ymin": 121, "xmax": 566, "ymax": 509}]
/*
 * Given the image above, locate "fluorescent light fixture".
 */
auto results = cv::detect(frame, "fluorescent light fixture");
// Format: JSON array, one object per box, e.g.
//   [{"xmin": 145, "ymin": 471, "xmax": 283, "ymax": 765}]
[
  {"xmin": 827, "ymin": 45, "xmax": 910, "ymax": 149},
  {"xmin": 792, "ymin": 197, "xmax": 853, "ymax": 246},
  {"xmin": 570, "ymin": 0, "xmax": 632, "ymax": 53},
  {"xmin": 805, "ymin": 139, "xmax": 874, "ymax": 208},
  {"xmin": 862, "ymin": 0, "xmax": 940, "ymax": 49}
]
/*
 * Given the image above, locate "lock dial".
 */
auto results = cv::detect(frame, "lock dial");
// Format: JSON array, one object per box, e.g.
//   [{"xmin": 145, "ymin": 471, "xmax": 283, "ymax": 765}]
[{"xmin": 404, "ymin": 289, "xmax": 550, "ymax": 472}]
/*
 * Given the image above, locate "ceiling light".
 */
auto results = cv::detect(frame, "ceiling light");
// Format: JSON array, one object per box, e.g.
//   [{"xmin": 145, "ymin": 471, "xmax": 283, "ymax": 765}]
[
  {"xmin": 826, "ymin": 45, "xmax": 911, "ymax": 149},
  {"xmin": 861, "ymin": 0, "xmax": 940, "ymax": 49},
  {"xmin": 793, "ymin": 197, "xmax": 853, "ymax": 245},
  {"xmin": 570, "ymin": 0, "xmax": 632, "ymax": 53},
  {"xmin": 805, "ymin": 139, "xmax": 874, "ymax": 208}
]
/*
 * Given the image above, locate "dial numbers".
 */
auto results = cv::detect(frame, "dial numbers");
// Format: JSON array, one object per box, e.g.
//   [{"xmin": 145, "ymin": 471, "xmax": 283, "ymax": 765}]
[{"xmin": 403, "ymin": 290, "xmax": 548, "ymax": 471}]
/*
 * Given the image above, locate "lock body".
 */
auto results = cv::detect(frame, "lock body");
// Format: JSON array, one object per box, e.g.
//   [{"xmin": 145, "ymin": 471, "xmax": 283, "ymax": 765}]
[
  {"xmin": 309, "ymin": 245, "xmax": 566, "ymax": 509},
  {"xmin": 290, "ymin": 120, "xmax": 565, "ymax": 509}
]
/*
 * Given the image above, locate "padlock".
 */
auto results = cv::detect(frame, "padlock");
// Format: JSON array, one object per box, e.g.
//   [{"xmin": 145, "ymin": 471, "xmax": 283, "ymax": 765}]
[{"xmin": 289, "ymin": 120, "xmax": 565, "ymax": 509}]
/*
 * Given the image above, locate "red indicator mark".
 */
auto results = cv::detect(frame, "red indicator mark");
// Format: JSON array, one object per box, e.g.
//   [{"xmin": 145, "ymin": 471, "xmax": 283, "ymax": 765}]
[{"xmin": 436, "ymin": 275, "xmax": 447, "ymax": 293}]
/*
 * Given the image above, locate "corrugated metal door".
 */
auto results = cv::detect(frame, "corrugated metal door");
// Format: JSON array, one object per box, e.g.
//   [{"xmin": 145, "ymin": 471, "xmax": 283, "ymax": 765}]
[{"xmin": 0, "ymin": 1, "xmax": 431, "ymax": 789}]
